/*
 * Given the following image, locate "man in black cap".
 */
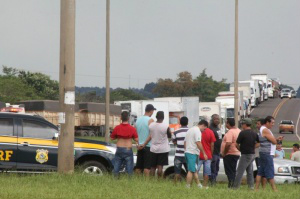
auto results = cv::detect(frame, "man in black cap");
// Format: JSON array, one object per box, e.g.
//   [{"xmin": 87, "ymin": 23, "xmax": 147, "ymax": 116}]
[
  {"xmin": 135, "ymin": 104, "xmax": 156, "ymax": 176},
  {"xmin": 233, "ymin": 118, "xmax": 259, "ymax": 189}
]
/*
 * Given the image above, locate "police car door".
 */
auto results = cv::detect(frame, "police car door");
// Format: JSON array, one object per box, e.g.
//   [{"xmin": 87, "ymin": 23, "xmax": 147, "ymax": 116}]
[
  {"xmin": 0, "ymin": 117, "xmax": 17, "ymax": 169},
  {"xmin": 17, "ymin": 119, "xmax": 58, "ymax": 171}
]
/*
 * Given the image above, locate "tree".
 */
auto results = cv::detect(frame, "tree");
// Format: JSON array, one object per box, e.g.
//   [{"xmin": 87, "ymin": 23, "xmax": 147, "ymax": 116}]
[
  {"xmin": 2, "ymin": 65, "xmax": 19, "ymax": 77},
  {"xmin": 0, "ymin": 76, "xmax": 40, "ymax": 103},
  {"xmin": 175, "ymin": 71, "xmax": 195, "ymax": 96},
  {"xmin": 153, "ymin": 78, "xmax": 181, "ymax": 97},
  {"xmin": 110, "ymin": 88, "xmax": 147, "ymax": 103},
  {"xmin": 18, "ymin": 70, "xmax": 59, "ymax": 100},
  {"xmin": 144, "ymin": 82, "xmax": 157, "ymax": 93}
]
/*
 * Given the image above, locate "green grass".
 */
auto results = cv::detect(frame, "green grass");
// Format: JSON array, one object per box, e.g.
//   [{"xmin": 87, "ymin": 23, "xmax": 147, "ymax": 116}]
[
  {"xmin": 0, "ymin": 173, "xmax": 298, "ymax": 199},
  {"xmin": 281, "ymin": 140, "xmax": 300, "ymax": 148}
]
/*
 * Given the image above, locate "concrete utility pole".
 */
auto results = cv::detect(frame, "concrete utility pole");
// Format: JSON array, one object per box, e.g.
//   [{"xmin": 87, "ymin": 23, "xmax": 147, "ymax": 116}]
[
  {"xmin": 234, "ymin": 0, "xmax": 239, "ymax": 126},
  {"xmin": 58, "ymin": 0, "xmax": 76, "ymax": 173},
  {"xmin": 105, "ymin": 0, "xmax": 111, "ymax": 143}
]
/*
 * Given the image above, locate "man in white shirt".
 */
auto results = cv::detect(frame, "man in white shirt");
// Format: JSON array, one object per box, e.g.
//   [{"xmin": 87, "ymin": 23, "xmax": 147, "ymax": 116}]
[
  {"xmin": 291, "ymin": 144, "xmax": 300, "ymax": 162},
  {"xmin": 184, "ymin": 120, "xmax": 208, "ymax": 188}
]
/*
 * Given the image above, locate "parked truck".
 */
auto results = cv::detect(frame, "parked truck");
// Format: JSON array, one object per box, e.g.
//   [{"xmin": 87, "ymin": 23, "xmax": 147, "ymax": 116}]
[
  {"xmin": 267, "ymin": 78, "xmax": 280, "ymax": 98},
  {"xmin": 239, "ymin": 80, "xmax": 261, "ymax": 107},
  {"xmin": 18, "ymin": 100, "xmax": 122, "ymax": 137},
  {"xmin": 230, "ymin": 82, "xmax": 252, "ymax": 117},
  {"xmin": 154, "ymin": 97, "xmax": 199, "ymax": 131},
  {"xmin": 114, "ymin": 100, "xmax": 170, "ymax": 127},
  {"xmin": 251, "ymin": 74, "xmax": 268, "ymax": 101}
]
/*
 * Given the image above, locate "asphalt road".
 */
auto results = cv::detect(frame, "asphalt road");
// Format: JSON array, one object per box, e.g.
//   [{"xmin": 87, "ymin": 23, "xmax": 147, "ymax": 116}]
[{"xmin": 250, "ymin": 97, "xmax": 300, "ymax": 142}]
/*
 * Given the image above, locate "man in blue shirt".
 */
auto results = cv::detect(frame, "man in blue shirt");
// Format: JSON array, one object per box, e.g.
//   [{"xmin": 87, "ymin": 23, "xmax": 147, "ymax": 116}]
[{"xmin": 135, "ymin": 104, "xmax": 155, "ymax": 176}]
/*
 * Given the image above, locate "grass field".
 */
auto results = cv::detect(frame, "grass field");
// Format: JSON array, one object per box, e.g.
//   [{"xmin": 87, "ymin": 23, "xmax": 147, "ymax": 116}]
[{"xmin": 0, "ymin": 173, "xmax": 299, "ymax": 199}]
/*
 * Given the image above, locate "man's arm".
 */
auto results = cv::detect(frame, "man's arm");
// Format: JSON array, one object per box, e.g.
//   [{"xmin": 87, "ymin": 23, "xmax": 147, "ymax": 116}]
[
  {"xmin": 184, "ymin": 141, "xmax": 186, "ymax": 150},
  {"xmin": 141, "ymin": 135, "xmax": 151, "ymax": 148},
  {"xmin": 148, "ymin": 118, "xmax": 154, "ymax": 126},
  {"xmin": 196, "ymin": 141, "xmax": 208, "ymax": 160},
  {"xmin": 255, "ymin": 143, "xmax": 260, "ymax": 148},
  {"xmin": 167, "ymin": 127, "xmax": 171, "ymax": 139},
  {"xmin": 223, "ymin": 142, "xmax": 231, "ymax": 155}
]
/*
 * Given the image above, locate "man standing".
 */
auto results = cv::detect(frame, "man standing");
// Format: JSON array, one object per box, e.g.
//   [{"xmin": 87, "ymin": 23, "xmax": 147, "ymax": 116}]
[
  {"xmin": 255, "ymin": 116, "xmax": 283, "ymax": 192},
  {"xmin": 184, "ymin": 120, "xmax": 208, "ymax": 188},
  {"xmin": 172, "ymin": 116, "xmax": 189, "ymax": 183},
  {"xmin": 209, "ymin": 114, "xmax": 222, "ymax": 185},
  {"xmin": 142, "ymin": 111, "xmax": 171, "ymax": 178},
  {"xmin": 111, "ymin": 111, "xmax": 138, "ymax": 177},
  {"xmin": 233, "ymin": 118, "xmax": 259, "ymax": 189},
  {"xmin": 197, "ymin": 120, "xmax": 216, "ymax": 189},
  {"xmin": 221, "ymin": 118, "xmax": 241, "ymax": 188},
  {"xmin": 135, "ymin": 104, "xmax": 155, "ymax": 176}
]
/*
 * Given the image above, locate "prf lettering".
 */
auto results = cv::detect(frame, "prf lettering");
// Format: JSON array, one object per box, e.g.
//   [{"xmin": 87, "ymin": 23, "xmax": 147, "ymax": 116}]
[{"xmin": 0, "ymin": 150, "xmax": 13, "ymax": 161}]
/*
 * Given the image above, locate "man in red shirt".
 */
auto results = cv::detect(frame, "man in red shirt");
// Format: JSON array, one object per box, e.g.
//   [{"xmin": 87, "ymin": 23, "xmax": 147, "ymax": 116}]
[
  {"xmin": 197, "ymin": 120, "xmax": 216, "ymax": 189},
  {"xmin": 111, "ymin": 111, "xmax": 138, "ymax": 177}
]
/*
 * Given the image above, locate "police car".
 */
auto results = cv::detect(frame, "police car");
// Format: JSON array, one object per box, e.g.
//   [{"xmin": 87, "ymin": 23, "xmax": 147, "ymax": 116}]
[{"xmin": 0, "ymin": 112, "xmax": 116, "ymax": 175}]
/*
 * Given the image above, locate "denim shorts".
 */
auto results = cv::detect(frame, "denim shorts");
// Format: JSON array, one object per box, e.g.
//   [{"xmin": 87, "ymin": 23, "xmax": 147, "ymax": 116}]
[
  {"xmin": 174, "ymin": 156, "xmax": 187, "ymax": 174},
  {"xmin": 257, "ymin": 152, "xmax": 274, "ymax": 179},
  {"xmin": 185, "ymin": 153, "xmax": 198, "ymax": 173},
  {"xmin": 197, "ymin": 159, "xmax": 212, "ymax": 176}
]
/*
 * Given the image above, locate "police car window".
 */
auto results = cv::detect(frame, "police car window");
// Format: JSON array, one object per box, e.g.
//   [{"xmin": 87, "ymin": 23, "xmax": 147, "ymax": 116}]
[
  {"xmin": 0, "ymin": 118, "xmax": 14, "ymax": 136},
  {"xmin": 23, "ymin": 120, "xmax": 57, "ymax": 139}
]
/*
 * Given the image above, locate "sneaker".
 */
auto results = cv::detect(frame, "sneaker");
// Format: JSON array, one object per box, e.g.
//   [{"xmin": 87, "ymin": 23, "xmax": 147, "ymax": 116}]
[
  {"xmin": 197, "ymin": 184, "xmax": 203, "ymax": 189},
  {"xmin": 186, "ymin": 184, "xmax": 191, "ymax": 189},
  {"xmin": 205, "ymin": 186, "xmax": 209, "ymax": 190}
]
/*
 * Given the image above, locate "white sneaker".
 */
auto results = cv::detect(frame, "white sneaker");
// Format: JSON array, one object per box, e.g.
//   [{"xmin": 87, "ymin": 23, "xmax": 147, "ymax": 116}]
[
  {"xmin": 205, "ymin": 186, "xmax": 209, "ymax": 190},
  {"xmin": 186, "ymin": 184, "xmax": 191, "ymax": 189},
  {"xmin": 197, "ymin": 184, "xmax": 203, "ymax": 189}
]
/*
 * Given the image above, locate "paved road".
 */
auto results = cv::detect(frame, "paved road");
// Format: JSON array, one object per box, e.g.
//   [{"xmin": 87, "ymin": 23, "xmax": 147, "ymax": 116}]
[{"xmin": 250, "ymin": 98, "xmax": 300, "ymax": 141}]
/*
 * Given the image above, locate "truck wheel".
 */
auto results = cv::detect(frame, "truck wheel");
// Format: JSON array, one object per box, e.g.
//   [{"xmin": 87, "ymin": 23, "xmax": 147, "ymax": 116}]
[{"xmin": 81, "ymin": 160, "xmax": 107, "ymax": 176}]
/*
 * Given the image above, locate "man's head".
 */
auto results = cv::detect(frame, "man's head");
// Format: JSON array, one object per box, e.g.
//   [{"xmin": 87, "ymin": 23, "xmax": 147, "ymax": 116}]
[
  {"xmin": 156, "ymin": 111, "xmax": 164, "ymax": 122},
  {"xmin": 293, "ymin": 143, "xmax": 300, "ymax": 152},
  {"xmin": 264, "ymin": 116, "xmax": 275, "ymax": 129},
  {"xmin": 211, "ymin": 114, "xmax": 220, "ymax": 126},
  {"xmin": 198, "ymin": 120, "xmax": 208, "ymax": 132},
  {"xmin": 180, "ymin": 116, "xmax": 188, "ymax": 126},
  {"xmin": 121, "ymin": 111, "xmax": 129, "ymax": 122},
  {"xmin": 241, "ymin": 118, "xmax": 252, "ymax": 130},
  {"xmin": 145, "ymin": 104, "xmax": 156, "ymax": 117},
  {"xmin": 226, "ymin": 118, "xmax": 235, "ymax": 129},
  {"xmin": 256, "ymin": 118, "xmax": 265, "ymax": 130}
]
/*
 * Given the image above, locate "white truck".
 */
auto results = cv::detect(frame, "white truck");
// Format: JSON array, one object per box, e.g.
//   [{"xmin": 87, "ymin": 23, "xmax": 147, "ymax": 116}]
[
  {"xmin": 114, "ymin": 100, "xmax": 170, "ymax": 126},
  {"xmin": 251, "ymin": 74, "xmax": 268, "ymax": 101},
  {"xmin": 239, "ymin": 80, "xmax": 260, "ymax": 107},
  {"xmin": 230, "ymin": 82, "xmax": 252, "ymax": 117},
  {"xmin": 215, "ymin": 91, "xmax": 243, "ymax": 122},
  {"xmin": 267, "ymin": 78, "xmax": 280, "ymax": 98},
  {"xmin": 154, "ymin": 97, "xmax": 199, "ymax": 128}
]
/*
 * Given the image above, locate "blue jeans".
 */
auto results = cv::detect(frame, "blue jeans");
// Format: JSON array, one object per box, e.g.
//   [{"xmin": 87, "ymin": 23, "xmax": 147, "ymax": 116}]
[
  {"xmin": 257, "ymin": 152, "xmax": 274, "ymax": 179},
  {"xmin": 197, "ymin": 159, "xmax": 212, "ymax": 176},
  {"xmin": 209, "ymin": 154, "xmax": 220, "ymax": 181},
  {"xmin": 113, "ymin": 147, "xmax": 134, "ymax": 177}
]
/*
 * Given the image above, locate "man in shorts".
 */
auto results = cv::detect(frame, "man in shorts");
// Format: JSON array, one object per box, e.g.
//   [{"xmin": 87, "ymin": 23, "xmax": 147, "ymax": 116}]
[
  {"xmin": 172, "ymin": 116, "xmax": 189, "ymax": 183},
  {"xmin": 184, "ymin": 120, "xmax": 208, "ymax": 188},
  {"xmin": 135, "ymin": 104, "xmax": 155, "ymax": 176},
  {"xmin": 197, "ymin": 120, "xmax": 216, "ymax": 189}
]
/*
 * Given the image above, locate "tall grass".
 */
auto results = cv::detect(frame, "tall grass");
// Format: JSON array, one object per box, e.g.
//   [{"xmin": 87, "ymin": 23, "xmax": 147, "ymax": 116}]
[{"xmin": 0, "ymin": 173, "xmax": 298, "ymax": 199}]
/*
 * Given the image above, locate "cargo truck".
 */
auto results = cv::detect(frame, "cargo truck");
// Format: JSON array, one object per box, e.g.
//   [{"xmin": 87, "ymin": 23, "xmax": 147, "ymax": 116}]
[
  {"xmin": 230, "ymin": 82, "xmax": 252, "ymax": 117},
  {"xmin": 18, "ymin": 100, "xmax": 122, "ymax": 137},
  {"xmin": 251, "ymin": 74, "xmax": 268, "ymax": 101},
  {"xmin": 239, "ymin": 80, "xmax": 260, "ymax": 107},
  {"xmin": 267, "ymin": 78, "xmax": 280, "ymax": 98}
]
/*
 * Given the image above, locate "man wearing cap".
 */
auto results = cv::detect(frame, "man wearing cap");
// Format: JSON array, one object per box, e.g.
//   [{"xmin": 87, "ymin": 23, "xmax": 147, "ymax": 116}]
[
  {"xmin": 232, "ymin": 118, "xmax": 259, "ymax": 189},
  {"xmin": 135, "ymin": 104, "xmax": 155, "ymax": 176}
]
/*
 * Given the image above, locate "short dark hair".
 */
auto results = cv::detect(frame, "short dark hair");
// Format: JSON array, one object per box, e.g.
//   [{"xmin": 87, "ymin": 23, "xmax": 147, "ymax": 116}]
[
  {"xmin": 293, "ymin": 143, "xmax": 300, "ymax": 149},
  {"xmin": 227, "ymin": 118, "xmax": 235, "ymax": 127},
  {"xmin": 198, "ymin": 120, "xmax": 208, "ymax": 127},
  {"xmin": 156, "ymin": 111, "xmax": 164, "ymax": 121},
  {"xmin": 145, "ymin": 104, "xmax": 156, "ymax": 112},
  {"xmin": 265, "ymin": 116, "xmax": 274, "ymax": 123},
  {"xmin": 180, "ymin": 116, "xmax": 188, "ymax": 126},
  {"xmin": 257, "ymin": 118, "xmax": 265, "ymax": 125},
  {"xmin": 211, "ymin": 114, "xmax": 219, "ymax": 119},
  {"xmin": 121, "ymin": 111, "xmax": 129, "ymax": 122}
]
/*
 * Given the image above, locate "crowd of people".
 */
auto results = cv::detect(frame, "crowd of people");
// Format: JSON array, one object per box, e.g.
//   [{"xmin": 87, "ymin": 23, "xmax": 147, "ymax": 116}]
[{"xmin": 110, "ymin": 104, "xmax": 299, "ymax": 192}]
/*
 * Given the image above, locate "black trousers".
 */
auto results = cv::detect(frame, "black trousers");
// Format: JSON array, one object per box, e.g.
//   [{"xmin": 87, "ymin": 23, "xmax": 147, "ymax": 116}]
[{"xmin": 223, "ymin": 155, "xmax": 240, "ymax": 187}]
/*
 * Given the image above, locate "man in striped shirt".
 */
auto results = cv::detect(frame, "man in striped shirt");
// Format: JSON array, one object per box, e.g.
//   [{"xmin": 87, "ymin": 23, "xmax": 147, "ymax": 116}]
[{"xmin": 172, "ymin": 116, "xmax": 189, "ymax": 183}]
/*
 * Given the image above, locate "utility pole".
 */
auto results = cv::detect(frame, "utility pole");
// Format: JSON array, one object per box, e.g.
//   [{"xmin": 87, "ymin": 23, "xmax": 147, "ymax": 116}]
[
  {"xmin": 58, "ymin": 0, "xmax": 76, "ymax": 173},
  {"xmin": 234, "ymin": 0, "xmax": 239, "ymax": 126},
  {"xmin": 105, "ymin": 0, "xmax": 111, "ymax": 143}
]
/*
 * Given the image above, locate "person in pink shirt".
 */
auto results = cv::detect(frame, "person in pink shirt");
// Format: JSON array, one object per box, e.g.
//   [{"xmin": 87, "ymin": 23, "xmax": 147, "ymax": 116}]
[{"xmin": 221, "ymin": 118, "xmax": 241, "ymax": 188}]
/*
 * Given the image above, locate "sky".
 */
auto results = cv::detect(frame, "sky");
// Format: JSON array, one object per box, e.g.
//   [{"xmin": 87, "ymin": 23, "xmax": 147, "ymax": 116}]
[{"xmin": 0, "ymin": 0, "xmax": 299, "ymax": 89}]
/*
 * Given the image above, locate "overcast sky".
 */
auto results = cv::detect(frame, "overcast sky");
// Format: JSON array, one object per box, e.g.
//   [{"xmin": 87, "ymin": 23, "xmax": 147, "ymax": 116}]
[{"xmin": 1, "ymin": 0, "xmax": 299, "ymax": 89}]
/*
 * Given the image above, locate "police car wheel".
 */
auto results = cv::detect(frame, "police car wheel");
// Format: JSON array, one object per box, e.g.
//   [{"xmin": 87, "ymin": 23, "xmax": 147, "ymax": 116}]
[{"xmin": 82, "ymin": 161, "xmax": 107, "ymax": 176}]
